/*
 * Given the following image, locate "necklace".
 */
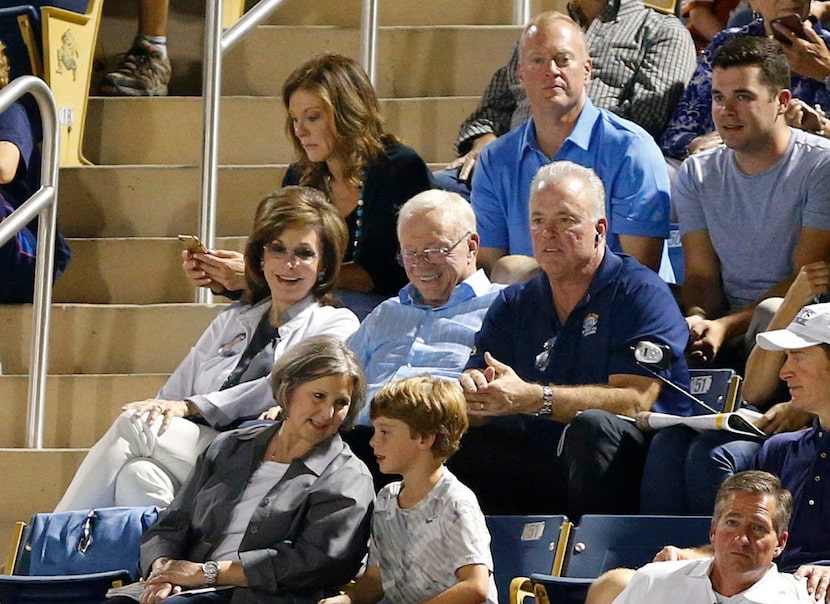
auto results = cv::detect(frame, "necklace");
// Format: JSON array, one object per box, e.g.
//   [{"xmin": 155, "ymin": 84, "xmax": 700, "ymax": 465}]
[
  {"xmin": 353, "ymin": 194, "xmax": 364, "ymax": 255},
  {"xmin": 324, "ymin": 171, "xmax": 365, "ymax": 256},
  {"xmin": 265, "ymin": 435, "xmax": 284, "ymax": 463}
]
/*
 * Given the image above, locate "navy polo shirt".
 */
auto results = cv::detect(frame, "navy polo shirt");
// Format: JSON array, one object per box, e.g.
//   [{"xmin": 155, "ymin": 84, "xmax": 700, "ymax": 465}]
[
  {"xmin": 466, "ymin": 251, "xmax": 691, "ymax": 415},
  {"xmin": 0, "ymin": 101, "xmax": 38, "ymax": 207},
  {"xmin": 753, "ymin": 419, "xmax": 830, "ymax": 571}
]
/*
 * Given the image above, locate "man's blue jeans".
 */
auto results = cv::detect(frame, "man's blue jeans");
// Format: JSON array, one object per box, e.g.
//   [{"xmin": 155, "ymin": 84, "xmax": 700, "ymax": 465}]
[{"xmin": 640, "ymin": 426, "xmax": 763, "ymax": 514}]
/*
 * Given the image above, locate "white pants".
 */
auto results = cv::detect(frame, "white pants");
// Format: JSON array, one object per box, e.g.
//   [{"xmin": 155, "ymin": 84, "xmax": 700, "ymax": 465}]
[{"xmin": 55, "ymin": 411, "xmax": 218, "ymax": 511}]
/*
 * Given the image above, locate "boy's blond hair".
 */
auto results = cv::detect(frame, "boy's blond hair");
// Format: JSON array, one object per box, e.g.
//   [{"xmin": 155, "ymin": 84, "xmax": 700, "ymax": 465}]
[{"xmin": 370, "ymin": 376, "xmax": 469, "ymax": 461}]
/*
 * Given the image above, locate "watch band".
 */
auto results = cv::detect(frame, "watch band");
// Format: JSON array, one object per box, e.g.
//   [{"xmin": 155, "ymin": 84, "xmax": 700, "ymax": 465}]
[
  {"xmin": 202, "ymin": 560, "xmax": 220, "ymax": 586},
  {"xmin": 535, "ymin": 385, "xmax": 554, "ymax": 416}
]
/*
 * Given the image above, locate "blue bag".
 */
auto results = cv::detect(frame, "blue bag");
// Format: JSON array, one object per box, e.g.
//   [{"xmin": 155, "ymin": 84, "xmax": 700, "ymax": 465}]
[{"xmin": 23, "ymin": 506, "xmax": 160, "ymax": 582}]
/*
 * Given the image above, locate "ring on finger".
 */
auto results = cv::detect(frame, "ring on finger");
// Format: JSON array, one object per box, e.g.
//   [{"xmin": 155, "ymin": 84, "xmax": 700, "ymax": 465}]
[{"xmin": 154, "ymin": 405, "xmax": 165, "ymax": 414}]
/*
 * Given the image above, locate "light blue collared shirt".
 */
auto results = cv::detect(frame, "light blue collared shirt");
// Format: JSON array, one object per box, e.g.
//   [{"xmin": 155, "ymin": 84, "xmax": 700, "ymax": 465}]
[
  {"xmin": 471, "ymin": 97, "xmax": 670, "ymax": 256},
  {"xmin": 348, "ymin": 270, "xmax": 504, "ymax": 425}
]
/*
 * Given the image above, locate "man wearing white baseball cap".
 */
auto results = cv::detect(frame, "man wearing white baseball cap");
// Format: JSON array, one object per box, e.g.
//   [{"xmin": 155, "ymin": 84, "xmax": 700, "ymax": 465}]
[
  {"xmin": 756, "ymin": 302, "xmax": 830, "ymax": 351},
  {"xmin": 743, "ymin": 303, "xmax": 830, "ymax": 598}
]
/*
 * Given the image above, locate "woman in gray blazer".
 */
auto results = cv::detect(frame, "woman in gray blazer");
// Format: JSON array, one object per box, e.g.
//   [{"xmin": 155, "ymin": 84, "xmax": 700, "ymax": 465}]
[{"xmin": 110, "ymin": 335, "xmax": 374, "ymax": 604}]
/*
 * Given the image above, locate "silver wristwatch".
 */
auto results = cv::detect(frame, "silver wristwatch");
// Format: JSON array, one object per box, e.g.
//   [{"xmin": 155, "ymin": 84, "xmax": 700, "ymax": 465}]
[
  {"xmin": 202, "ymin": 560, "xmax": 220, "ymax": 586},
  {"xmin": 535, "ymin": 385, "xmax": 554, "ymax": 416}
]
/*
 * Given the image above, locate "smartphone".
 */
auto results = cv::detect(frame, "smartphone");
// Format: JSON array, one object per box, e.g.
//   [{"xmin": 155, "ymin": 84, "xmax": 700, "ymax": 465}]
[
  {"xmin": 177, "ymin": 234, "xmax": 209, "ymax": 254},
  {"xmin": 771, "ymin": 14, "xmax": 808, "ymax": 45}
]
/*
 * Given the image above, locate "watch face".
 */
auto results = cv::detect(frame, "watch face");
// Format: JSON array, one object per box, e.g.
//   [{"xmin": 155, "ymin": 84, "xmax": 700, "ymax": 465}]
[{"xmin": 202, "ymin": 560, "xmax": 219, "ymax": 585}]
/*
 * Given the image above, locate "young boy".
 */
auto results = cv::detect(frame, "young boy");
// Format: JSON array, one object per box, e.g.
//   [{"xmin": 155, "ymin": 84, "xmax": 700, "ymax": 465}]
[{"xmin": 321, "ymin": 376, "xmax": 498, "ymax": 604}]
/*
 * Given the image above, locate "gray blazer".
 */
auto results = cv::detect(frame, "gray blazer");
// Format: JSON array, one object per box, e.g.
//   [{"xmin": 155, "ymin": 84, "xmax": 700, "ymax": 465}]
[{"xmin": 140, "ymin": 422, "xmax": 374, "ymax": 604}]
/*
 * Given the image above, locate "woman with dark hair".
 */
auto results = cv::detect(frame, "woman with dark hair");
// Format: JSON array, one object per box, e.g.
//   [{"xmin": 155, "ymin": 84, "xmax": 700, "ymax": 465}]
[
  {"xmin": 184, "ymin": 53, "xmax": 435, "ymax": 314},
  {"xmin": 108, "ymin": 335, "xmax": 375, "ymax": 604},
  {"xmin": 56, "ymin": 186, "xmax": 360, "ymax": 511}
]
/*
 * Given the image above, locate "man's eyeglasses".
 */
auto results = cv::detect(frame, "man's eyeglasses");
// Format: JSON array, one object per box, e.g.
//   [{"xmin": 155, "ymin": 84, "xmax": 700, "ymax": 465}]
[
  {"xmin": 396, "ymin": 231, "xmax": 471, "ymax": 267},
  {"xmin": 263, "ymin": 242, "xmax": 318, "ymax": 263}
]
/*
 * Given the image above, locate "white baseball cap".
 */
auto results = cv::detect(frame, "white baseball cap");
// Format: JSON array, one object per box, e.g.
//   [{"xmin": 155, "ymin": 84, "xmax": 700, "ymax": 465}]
[{"xmin": 756, "ymin": 302, "xmax": 830, "ymax": 351}]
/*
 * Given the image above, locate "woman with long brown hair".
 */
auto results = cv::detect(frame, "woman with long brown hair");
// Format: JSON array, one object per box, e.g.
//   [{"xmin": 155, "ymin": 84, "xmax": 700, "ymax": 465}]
[{"xmin": 184, "ymin": 53, "xmax": 435, "ymax": 315}]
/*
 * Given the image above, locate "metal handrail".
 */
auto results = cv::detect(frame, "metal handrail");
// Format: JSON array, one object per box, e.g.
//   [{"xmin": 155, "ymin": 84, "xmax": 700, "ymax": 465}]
[
  {"xmin": 0, "ymin": 76, "xmax": 59, "ymax": 448},
  {"xmin": 361, "ymin": 0, "xmax": 379, "ymax": 84},
  {"xmin": 197, "ymin": 0, "xmax": 379, "ymax": 304},
  {"xmin": 514, "ymin": 0, "xmax": 531, "ymax": 25}
]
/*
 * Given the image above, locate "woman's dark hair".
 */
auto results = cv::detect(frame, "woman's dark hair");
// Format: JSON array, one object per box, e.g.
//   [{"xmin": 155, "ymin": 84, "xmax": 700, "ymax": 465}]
[
  {"xmin": 243, "ymin": 186, "xmax": 347, "ymax": 305},
  {"xmin": 271, "ymin": 335, "xmax": 367, "ymax": 429},
  {"xmin": 282, "ymin": 52, "xmax": 398, "ymax": 190}
]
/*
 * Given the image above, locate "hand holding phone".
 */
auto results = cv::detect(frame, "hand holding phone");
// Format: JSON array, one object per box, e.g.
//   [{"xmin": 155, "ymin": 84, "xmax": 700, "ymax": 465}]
[
  {"xmin": 177, "ymin": 234, "xmax": 209, "ymax": 255},
  {"xmin": 771, "ymin": 14, "xmax": 808, "ymax": 45}
]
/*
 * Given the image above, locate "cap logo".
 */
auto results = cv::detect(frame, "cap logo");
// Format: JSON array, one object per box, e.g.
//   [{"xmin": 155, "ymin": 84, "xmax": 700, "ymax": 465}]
[{"xmin": 793, "ymin": 308, "xmax": 816, "ymax": 326}]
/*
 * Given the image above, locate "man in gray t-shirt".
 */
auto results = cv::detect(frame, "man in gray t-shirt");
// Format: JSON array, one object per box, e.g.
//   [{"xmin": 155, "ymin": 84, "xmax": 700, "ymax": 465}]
[{"xmin": 674, "ymin": 36, "xmax": 830, "ymax": 367}]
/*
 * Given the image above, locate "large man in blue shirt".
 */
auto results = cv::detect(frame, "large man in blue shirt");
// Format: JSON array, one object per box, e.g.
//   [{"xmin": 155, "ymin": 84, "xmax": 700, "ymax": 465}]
[
  {"xmin": 472, "ymin": 11, "xmax": 671, "ymax": 280},
  {"xmin": 455, "ymin": 161, "xmax": 689, "ymax": 518}
]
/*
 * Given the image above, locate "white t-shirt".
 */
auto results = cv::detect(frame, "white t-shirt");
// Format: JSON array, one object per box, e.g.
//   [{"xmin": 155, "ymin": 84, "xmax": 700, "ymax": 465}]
[
  {"xmin": 613, "ymin": 558, "xmax": 814, "ymax": 604},
  {"xmin": 368, "ymin": 468, "xmax": 499, "ymax": 604}
]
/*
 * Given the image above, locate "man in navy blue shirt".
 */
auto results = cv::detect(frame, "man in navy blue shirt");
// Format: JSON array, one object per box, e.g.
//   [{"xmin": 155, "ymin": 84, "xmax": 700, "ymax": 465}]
[
  {"xmin": 452, "ymin": 160, "xmax": 689, "ymax": 518},
  {"xmin": 588, "ymin": 302, "xmax": 830, "ymax": 604}
]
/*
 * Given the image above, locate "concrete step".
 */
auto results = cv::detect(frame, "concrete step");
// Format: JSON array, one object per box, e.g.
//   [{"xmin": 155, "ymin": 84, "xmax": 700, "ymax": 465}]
[
  {"xmin": 264, "ymin": 0, "xmax": 519, "ymax": 26},
  {"xmin": 0, "ymin": 449, "xmax": 88, "ymax": 556},
  {"xmin": 58, "ymin": 162, "xmax": 447, "ymax": 239},
  {"xmin": 0, "ymin": 374, "xmax": 169, "ymax": 448},
  {"xmin": 53, "ymin": 237, "xmax": 246, "ymax": 304},
  {"xmin": 0, "ymin": 304, "xmax": 224, "ymax": 375},
  {"xmin": 221, "ymin": 25, "xmax": 521, "ymax": 98},
  {"xmin": 82, "ymin": 96, "xmax": 477, "ymax": 166},
  {"xmin": 58, "ymin": 165, "xmax": 278, "ymax": 238}
]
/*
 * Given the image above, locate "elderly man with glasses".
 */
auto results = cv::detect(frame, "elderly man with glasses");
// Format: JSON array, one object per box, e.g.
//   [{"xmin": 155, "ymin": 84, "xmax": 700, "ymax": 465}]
[
  {"xmin": 452, "ymin": 161, "xmax": 689, "ymax": 519},
  {"xmin": 341, "ymin": 189, "xmax": 504, "ymax": 485}
]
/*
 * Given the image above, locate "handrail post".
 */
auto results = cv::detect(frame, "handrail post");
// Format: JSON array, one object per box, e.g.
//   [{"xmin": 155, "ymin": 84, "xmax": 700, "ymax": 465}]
[
  {"xmin": 361, "ymin": 0, "xmax": 379, "ymax": 86},
  {"xmin": 0, "ymin": 76, "xmax": 59, "ymax": 448},
  {"xmin": 514, "ymin": 0, "xmax": 531, "ymax": 24},
  {"xmin": 197, "ymin": 0, "xmax": 224, "ymax": 304},
  {"xmin": 27, "ymin": 80, "xmax": 58, "ymax": 449}
]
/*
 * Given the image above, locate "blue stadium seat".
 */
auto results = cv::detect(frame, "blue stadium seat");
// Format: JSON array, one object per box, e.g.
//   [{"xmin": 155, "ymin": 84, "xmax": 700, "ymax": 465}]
[
  {"xmin": 667, "ymin": 223, "xmax": 683, "ymax": 284},
  {"xmin": 528, "ymin": 515, "xmax": 712, "ymax": 604},
  {"xmin": 485, "ymin": 515, "xmax": 567, "ymax": 603},
  {"xmin": 689, "ymin": 368, "xmax": 742, "ymax": 413},
  {"xmin": 0, "ymin": 0, "xmax": 101, "ymax": 165}
]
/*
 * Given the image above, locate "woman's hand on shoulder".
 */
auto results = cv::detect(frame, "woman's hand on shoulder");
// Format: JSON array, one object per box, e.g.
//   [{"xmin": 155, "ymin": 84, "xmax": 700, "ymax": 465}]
[
  {"xmin": 122, "ymin": 399, "xmax": 191, "ymax": 435},
  {"xmin": 685, "ymin": 131, "xmax": 722, "ymax": 157},
  {"xmin": 258, "ymin": 405, "xmax": 283, "ymax": 421}
]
